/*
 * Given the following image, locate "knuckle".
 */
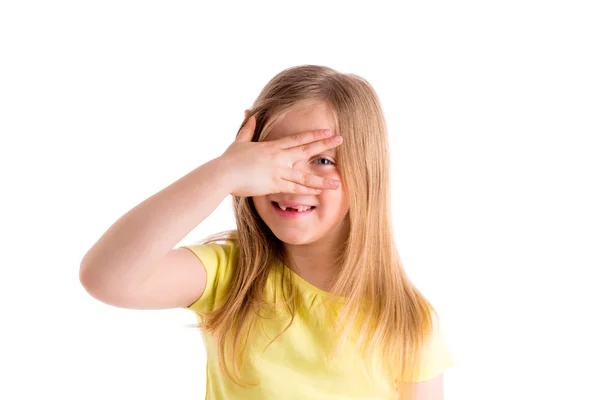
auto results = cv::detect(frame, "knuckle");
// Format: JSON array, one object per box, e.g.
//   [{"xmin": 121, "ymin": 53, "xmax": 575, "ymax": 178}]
[
  {"xmin": 264, "ymin": 141, "xmax": 277, "ymax": 154},
  {"xmin": 267, "ymin": 147, "xmax": 281, "ymax": 162},
  {"xmin": 262, "ymin": 140, "xmax": 272, "ymax": 150},
  {"xmin": 300, "ymin": 143, "xmax": 310, "ymax": 154},
  {"xmin": 271, "ymin": 173, "xmax": 279, "ymax": 186},
  {"xmin": 300, "ymin": 172, "xmax": 309, "ymax": 184}
]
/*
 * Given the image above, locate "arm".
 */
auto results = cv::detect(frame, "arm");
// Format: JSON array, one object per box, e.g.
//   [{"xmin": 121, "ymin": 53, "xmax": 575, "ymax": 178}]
[
  {"xmin": 397, "ymin": 373, "xmax": 444, "ymax": 400},
  {"xmin": 79, "ymin": 156, "xmax": 234, "ymax": 309}
]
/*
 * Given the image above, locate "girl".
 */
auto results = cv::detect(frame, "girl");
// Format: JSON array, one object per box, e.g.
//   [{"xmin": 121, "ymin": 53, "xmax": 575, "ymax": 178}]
[{"xmin": 80, "ymin": 64, "xmax": 454, "ymax": 399}]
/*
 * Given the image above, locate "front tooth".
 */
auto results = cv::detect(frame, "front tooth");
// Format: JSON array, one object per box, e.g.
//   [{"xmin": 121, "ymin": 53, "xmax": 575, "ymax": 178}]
[{"xmin": 277, "ymin": 203, "xmax": 311, "ymax": 212}]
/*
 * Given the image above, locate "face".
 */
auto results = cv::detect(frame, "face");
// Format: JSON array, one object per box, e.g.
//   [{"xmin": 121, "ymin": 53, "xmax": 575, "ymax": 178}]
[{"xmin": 252, "ymin": 101, "xmax": 349, "ymax": 247}]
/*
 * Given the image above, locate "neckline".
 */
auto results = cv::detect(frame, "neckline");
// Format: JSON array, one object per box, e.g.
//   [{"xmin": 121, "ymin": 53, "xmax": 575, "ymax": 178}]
[{"xmin": 279, "ymin": 260, "xmax": 345, "ymax": 299}]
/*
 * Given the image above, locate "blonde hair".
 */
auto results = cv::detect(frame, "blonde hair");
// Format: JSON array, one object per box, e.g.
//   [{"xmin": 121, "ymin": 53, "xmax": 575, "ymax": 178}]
[{"xmin": 189, "ymin": 65, "xmax": 439, "ymax": 390}]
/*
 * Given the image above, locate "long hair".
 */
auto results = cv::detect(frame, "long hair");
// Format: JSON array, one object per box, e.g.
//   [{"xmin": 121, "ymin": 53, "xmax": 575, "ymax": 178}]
[{"xmin": 188, "ymin": 65, "xmax": 439, "ymax": 389}]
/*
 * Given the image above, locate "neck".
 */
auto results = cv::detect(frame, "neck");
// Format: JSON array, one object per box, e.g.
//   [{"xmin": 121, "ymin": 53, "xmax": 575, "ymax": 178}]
[{"xmin": 282, "ymin": 220, "xmax": 348, "ymax": 292}]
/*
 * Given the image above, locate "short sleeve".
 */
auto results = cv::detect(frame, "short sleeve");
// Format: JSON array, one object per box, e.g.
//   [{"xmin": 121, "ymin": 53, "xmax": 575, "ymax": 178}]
[
  {"xmin": 177, "ymin": 240, "xmax": 236, "ymax": 315},
  {"xmin": 400, "ymin": 318, "xmax": 455, "ymax": 382}
]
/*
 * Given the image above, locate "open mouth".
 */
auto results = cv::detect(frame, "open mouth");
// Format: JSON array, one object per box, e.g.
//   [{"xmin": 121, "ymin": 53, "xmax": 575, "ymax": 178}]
[{"xmin": 271, "ymin": 201, "xmax": 316, "ymax": 213}]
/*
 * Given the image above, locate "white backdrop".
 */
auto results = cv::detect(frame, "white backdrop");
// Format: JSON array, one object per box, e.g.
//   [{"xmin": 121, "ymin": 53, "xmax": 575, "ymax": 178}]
[{"xmin": 1, "ymin": 1, "xmax": 599, "ymax": 399}]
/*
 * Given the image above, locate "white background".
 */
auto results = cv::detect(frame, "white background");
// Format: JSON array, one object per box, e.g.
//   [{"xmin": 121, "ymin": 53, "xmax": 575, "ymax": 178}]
[{"xmin": 1, "ymin": 1, "xmax": 599, "ymax": 399}]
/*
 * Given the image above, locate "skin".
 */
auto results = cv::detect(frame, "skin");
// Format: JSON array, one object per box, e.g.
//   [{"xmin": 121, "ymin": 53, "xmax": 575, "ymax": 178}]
[
  {"xmin": 252, "ymin": 101, "xmax": 349, "ymax": 291},
  {"xmin": 397, "ymin": 374, "xmax": 444, "ymax": 399}
]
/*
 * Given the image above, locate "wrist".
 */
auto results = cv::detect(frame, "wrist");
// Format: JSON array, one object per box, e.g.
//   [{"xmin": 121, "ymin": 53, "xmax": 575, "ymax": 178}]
[{"xmin": 209, "ymin": 155, "xmax": 239, "ymax": 196}]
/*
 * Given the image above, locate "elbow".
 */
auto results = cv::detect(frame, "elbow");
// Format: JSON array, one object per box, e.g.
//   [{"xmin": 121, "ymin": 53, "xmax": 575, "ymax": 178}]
[
  {"xmin": 79, "ymin": 261, "xmax": 114, "ymax": 302},
  {"xmin": 78, "ymin": 261, "xmax": 139, "ymax": 308},
  {"xmin": 79, "ymin": 261, "xmax": 102, "ymax": 298}
]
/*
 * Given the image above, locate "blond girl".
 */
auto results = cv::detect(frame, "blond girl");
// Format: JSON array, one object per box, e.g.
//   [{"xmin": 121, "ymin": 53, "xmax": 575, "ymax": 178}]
[{"xmin": 80, "ymin": 64, "xmax": 454, "ymax": 399}]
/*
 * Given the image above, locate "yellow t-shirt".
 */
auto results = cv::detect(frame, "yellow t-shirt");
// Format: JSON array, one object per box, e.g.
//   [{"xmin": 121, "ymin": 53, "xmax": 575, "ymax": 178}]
[{"xmin": 179, "ymin": 241, "xmax": 454, "ymax": 399}]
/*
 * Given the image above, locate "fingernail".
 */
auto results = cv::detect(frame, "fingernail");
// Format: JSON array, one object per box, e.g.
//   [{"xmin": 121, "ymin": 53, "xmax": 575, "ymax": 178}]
[
  {"xmin": 333, "ymin": 136, "xmax": 343, "ymax": 142},
  {"xmin": 323, "ymin": 129, "xmax": 333, "ymax": 137}
]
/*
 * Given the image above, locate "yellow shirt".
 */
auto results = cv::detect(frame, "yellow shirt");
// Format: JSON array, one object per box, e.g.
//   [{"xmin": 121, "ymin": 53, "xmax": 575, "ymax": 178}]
[{"xmin": 179, "ymin": 241, "xmax": 454, "ymax": 399}]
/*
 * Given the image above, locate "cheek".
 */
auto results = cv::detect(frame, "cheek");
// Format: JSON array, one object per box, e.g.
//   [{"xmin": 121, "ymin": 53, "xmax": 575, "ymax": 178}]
[
  {"xmin": 251, "ymin": 196, "xmax": 268, "ymax": 213},
  {"xmin": 320, "ymin": 187, "xmax": 347, "ymax": 211}
]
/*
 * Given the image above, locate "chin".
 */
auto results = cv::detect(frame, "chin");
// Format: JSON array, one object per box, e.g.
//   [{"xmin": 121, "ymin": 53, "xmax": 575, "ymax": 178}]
[{"xmin": 270, "ymin": 228, "xmax": 316, "ymax": 246}]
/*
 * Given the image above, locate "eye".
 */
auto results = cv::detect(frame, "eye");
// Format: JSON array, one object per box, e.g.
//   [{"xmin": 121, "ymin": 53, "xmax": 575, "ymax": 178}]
[{"xmin": 314, "ymin": 157, "xmax": 335, "ymax": 166}]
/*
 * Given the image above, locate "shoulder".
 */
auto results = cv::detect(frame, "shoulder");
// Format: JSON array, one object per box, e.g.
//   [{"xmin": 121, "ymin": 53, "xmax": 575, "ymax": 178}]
[
  {"xmin": 181, "ymin": 239, "xmax": 237, "ymax": 264},
  {"xmin": 179, "ymin": 239, "xmax": 238, "ymax": 314},
  {"xmin": 400, "ymin": 313, "xmax": 455, "ymax": 383}
]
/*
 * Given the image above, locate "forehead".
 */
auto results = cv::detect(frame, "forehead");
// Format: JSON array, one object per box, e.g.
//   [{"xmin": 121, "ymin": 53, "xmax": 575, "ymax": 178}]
[{"xmin": 267, "ymin": 102, "xmax": 336, "ymax": 142}]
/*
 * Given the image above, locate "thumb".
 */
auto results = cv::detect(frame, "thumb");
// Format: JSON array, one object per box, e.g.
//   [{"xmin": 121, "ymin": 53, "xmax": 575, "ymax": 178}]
[{"xmin": 236, "ymin": 112, "xmax": 256, "ymax": 142}]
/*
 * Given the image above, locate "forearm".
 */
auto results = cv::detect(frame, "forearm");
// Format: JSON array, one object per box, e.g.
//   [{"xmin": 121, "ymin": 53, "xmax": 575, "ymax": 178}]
[{"xmin": 79, "ymin": 156, "xmax": 233, "ymax": 292}]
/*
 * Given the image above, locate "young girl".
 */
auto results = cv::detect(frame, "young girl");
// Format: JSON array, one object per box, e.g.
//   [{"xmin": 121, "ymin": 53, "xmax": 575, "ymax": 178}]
[{"xmin": 80, "ymin": 64, "xmax": 454, "ymax": 399}]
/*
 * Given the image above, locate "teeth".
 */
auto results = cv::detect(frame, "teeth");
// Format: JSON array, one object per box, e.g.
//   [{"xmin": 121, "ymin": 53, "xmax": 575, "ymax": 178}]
[{"xmin": 277, "ymin": 203, "xmax": 312, "ymax": 212}]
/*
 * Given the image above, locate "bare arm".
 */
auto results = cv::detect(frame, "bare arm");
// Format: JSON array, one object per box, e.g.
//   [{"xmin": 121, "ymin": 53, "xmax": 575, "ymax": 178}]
[
  {"xmin": 78, "ymin": 113, "xmax": 343, "ymax": 310},
  {"xmin": 79, "ymin": 156, "xmax": 233, "ymax": 308}
]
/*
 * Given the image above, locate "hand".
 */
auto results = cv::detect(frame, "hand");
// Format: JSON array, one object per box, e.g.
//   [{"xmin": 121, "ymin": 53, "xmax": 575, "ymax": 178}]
[{"xmin": 221, "ymin": 110, "xmax": 343, "ymax": 198}]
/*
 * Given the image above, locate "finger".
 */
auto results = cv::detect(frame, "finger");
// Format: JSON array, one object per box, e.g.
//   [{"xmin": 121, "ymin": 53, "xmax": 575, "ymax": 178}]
[
  {"xmin": 280, "ymin": 180, "xmax": 324, "ymax": 195},
  {"xmin": 287, "ymin": 134, "xmax": 343, "ymax": 162},
  {"xmin": 236, "ymin": 114, "xmax": 256, "ymax": 142},
  {"xmin": 276, "ymin": 128, "xmax": 334, "ymax": 150},
  {"xmin": 280, "ymin": 168, "xmax": 341, "ymax": 191}
]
